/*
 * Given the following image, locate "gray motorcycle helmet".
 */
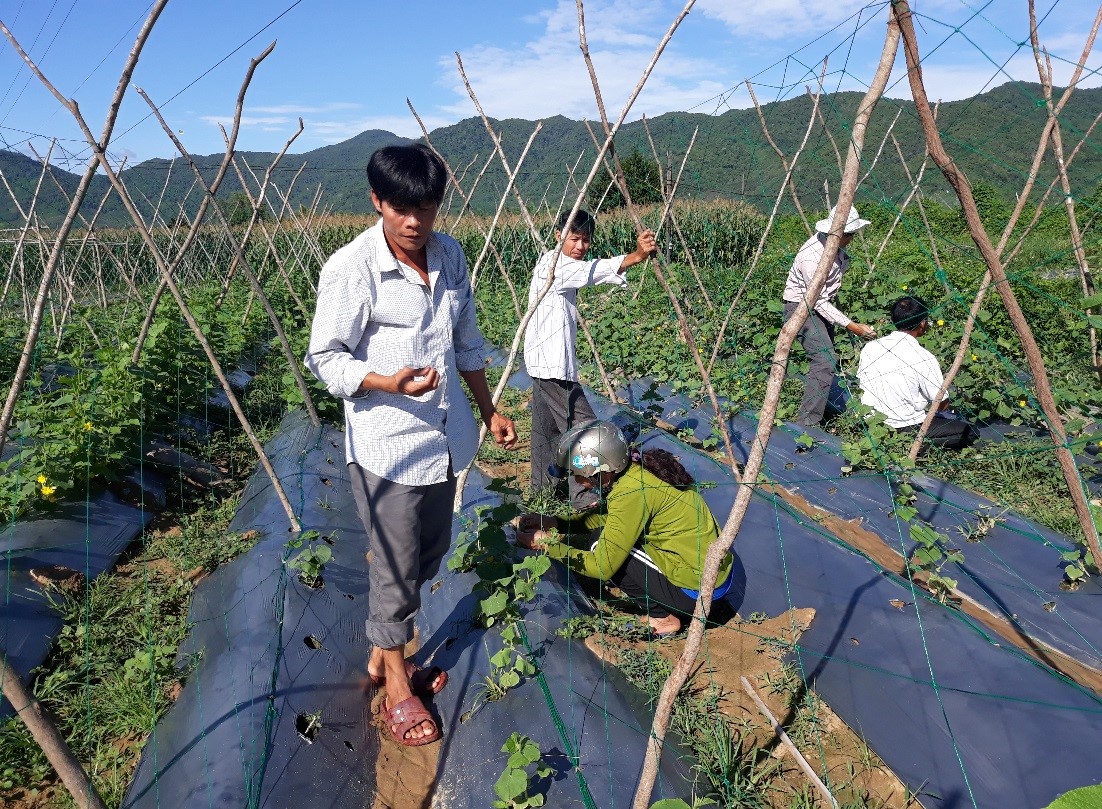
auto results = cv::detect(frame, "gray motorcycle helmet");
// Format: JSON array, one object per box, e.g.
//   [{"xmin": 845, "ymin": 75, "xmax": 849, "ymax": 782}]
[{"xmin": 552, "ymin": 420, "xmax": 631, "ymax": 478}]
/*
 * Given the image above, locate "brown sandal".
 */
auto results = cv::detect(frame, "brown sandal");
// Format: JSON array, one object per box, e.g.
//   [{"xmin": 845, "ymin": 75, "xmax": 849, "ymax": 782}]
[
  {"xmin": 369, "ymin": 661, "xmax": 448, "ymax": 696},
  {"xmin": 383, "ymin": 696, "xmax": 441, "ymax": 747}
]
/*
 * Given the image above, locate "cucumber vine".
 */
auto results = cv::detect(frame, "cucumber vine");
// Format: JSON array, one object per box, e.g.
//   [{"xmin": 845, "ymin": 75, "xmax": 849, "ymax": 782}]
[{"xmin": 449, "ymin": 478, "xmax": 551, "ymax": 706}]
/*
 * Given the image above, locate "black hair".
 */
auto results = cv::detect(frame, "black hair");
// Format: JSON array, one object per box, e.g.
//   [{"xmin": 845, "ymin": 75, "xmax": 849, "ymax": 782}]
[
  {"xmin": 636, "ymin": 447, "xmax": 695, "ymax": 489},
  {"xmin": 556, "ymin": 208, "xmax": 596, "ymax": 238},
  {"xmin": 890, "ymin": 295, "xmax": 931, "ymax": 331},
  {"xmin": 366, "ymin": 144, "xmax": 447, "ymax": 207}
]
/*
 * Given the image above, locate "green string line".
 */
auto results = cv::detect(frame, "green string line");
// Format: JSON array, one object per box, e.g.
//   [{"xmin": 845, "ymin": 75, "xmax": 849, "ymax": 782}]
[{"xmin": 518, "ymin": 621, "xmax": 598, "ymax": 809}]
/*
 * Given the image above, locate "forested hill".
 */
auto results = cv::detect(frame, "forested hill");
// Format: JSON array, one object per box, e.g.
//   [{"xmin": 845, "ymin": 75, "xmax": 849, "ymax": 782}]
[{"xmin": 3, "ymin": 81, "xmax": 1101, "ymax": 229}]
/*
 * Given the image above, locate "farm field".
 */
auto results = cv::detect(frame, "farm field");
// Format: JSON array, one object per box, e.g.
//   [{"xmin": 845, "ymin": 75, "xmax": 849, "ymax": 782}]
[{"xmin": 2, "ymin": 2, "xmax": 1102, "ymax": 808}]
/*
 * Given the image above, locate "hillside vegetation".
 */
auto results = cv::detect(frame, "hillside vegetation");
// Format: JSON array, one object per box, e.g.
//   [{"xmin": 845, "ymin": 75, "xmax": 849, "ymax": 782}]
[{"xmin": 3, "ymin": 81, "xmax": 1102, "ymax": 229}]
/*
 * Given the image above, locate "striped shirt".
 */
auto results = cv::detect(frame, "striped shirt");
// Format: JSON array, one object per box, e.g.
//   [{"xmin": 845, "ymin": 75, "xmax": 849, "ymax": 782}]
[
  {"xmin": 305, "ymin": 220, "xmax": 488, "ymax": 485},
  {"xmin": 782, "ymin": 233, "xmax": 853, "ymax": 327},
  {"xmin": 523, "ymin": 250, "xmax": 627, "ymax": 381}
]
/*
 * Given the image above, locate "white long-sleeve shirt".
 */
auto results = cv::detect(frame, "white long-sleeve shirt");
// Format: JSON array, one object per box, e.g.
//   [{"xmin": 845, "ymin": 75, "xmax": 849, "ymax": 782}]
[
  {"xmin": 857, "ymin": 331, "xmax": 944, "ymax": 428},
  {"xmin": 522, "ymin": 250, "xmax": 628, "ymax": 381},
  {"xmin": 782, "ymin": 233, "xmax": 853, "ymax": 327},
  {"xmin": 304, "ymin": 220, "xmax": 488, "ymax": 485}
]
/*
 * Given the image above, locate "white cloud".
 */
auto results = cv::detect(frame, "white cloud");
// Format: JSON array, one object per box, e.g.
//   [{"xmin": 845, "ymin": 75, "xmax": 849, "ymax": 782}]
[
  {"xmin": 200, "ymin": 114, "xmax": 292, "ymax": 127},
  {"xmin": 695, "ymin": 0, "xmax": 873, "ymax": 41},
  {"xmin": 435, "ymin": 0, "xmax": 734, "ymax": 126},
  {"xmin": 249, "ymin": 102, "xmax": 360, "ymax": 115}
]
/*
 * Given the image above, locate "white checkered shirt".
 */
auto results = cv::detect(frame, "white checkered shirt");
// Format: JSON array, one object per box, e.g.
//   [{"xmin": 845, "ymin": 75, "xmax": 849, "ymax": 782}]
[
  {"xmin": 782, "ymin": 233, "xmax": 852, "ymax": 327},
  {"xmin": 522, "ymin": 250, "xmax": 627, "ymax": 381},
  {"xmin": 305, "ymin": 220, "xmax": 488, "ymax": 485}
]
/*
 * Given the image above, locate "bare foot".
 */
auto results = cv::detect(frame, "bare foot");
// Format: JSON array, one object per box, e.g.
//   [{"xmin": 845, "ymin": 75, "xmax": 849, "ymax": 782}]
[{"xmin": 648, "ymin": 614, "xmax": 681, "ymax": 636}]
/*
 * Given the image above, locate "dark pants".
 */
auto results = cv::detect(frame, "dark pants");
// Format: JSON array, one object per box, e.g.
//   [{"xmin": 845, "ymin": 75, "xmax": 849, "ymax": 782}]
[
  {"xmin": 897, "ymin": 416, "xmax": 979, "ymax": 450},
  {"xmin": 610, "ymin": 554, "xmax": 698, "ymax": 620},
  {"xmin": 784, "ymin": 301, "xmax": 838, "ymax": 426},
  {"xmin": 349, "ymin": 464, "xmax": 457, "ymax": 649},
  {"xmin": 530, "ymin": 377, "xmax": 596, "ymax": 498}
]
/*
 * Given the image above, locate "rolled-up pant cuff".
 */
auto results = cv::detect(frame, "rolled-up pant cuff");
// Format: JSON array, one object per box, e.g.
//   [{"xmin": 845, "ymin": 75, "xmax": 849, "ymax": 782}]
[{"xmin": 366, "ymin": 617, "xmax": 416, "ymax": 650}]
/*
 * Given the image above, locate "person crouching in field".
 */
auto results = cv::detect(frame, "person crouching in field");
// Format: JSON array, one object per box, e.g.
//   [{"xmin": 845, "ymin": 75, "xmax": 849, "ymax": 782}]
[
  {"xmin": 857, "ymin": 295, "xmax": 978, "ymax": 449},
  {"xmin": 305, "ymin": 144, "xmax": 517, "ymax": 746},
  {"xmin": 515, "ymin": 420, "xmax": 733, "ymax": 637},
  {"xmin": 782, "ymin": 204, "xmax": 878, "ymax": 426},
  {"xmin": 523, "ymin": 209, "xmax": 656, "ymax": 505}
]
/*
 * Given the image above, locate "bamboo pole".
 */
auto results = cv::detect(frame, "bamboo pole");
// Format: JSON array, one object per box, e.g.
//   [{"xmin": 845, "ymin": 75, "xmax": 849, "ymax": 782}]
[
  {"xmin": 632, "ymin": 11, "xmax": 900, "ymax": 805},
  {"xmin": 747, "ymin": 80, "xmax": 812, "ymax": 235},
  {"xmin": 893, "ymin": 0, "xmax": 1101, "ymax": 571},
  {"xmin": 0, "ymin": 0, "xmax": 167, "ymax": 455},
  {"xmin": 1030, "ymin": 8, "xmax": 1101, "ymax": 379},
  {"xmin": 904, "ymin": 0, "xmax": 1102, "ymax": 461},
  {"xmin": 742, "ymin": 676, "xmax": 838, "ymax": 808},
  {"xmin": 0, "ymin": 654, "xmax": 107, "ymax": 809},
  {"xmin": 10, "ymin": 34, "xmax": 303, "ymax": 531},
  {"xmin": 449, "ymin": 0, "xmax": 695, "ymax": 509},
  {"xmin": 138, "ymin": 102, "xmax": 320, "ymax": 427},
  {"xmin": 708, "ymin": 61, "xmax": 829, "ymax": 378}
]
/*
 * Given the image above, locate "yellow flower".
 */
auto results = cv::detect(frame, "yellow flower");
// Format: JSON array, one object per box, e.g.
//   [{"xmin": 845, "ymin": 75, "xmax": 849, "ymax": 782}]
[
  {"xmin": 971, "ymin": 354, "xmax": 978, "ymax": 361},
  {"xmin": 83, "ymin": 421, "xmax": 92, "ymax": 431},
  {"xmin": 36, "ymin": 474, "xmax": 47, "ymax": 485},
  {"xmin": 1019, "ymin": 400, "xmax": 1026, "ymax": 407},
  {"xmin": 41, "ymin": 485, "xmax": 56, "ymax": 497},
  {"xmin": 902, "ymin": 285, "xmax": 908, "ymax": 291},
  {"xmin": 937, "ymin": 319, "xmax": 944, "ymax": 326}
]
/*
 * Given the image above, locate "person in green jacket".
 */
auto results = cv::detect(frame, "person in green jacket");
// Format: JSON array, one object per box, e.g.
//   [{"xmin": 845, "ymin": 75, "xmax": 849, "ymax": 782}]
[{"xmin": 515, "ymin": 420, "xmax": 733, "ymax": 637}]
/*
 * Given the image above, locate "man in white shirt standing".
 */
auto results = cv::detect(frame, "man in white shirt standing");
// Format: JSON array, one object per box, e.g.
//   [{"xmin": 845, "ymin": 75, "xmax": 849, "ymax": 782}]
[
  {"xmin": 783, "ymin": 204, "xmax": 877, "ymax": 426},
  {"xmin": 523, "ymin": 209, "xmax": 656, "ymax": 502},
  {"xmin": 306, "ymin": 144, "xmax": 517, "ymax": 746},
  {"xmin": 857, "ymin": 295, "xmax": 978, "ymax": 449}
]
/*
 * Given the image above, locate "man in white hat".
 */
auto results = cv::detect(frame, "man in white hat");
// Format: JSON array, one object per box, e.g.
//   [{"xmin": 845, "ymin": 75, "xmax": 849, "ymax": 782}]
[{"xmin": 782, "ymin": 203, "xmax": 877, "ymax": 426}]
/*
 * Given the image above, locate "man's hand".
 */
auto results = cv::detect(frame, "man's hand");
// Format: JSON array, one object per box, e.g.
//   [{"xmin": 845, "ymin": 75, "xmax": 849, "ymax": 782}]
[
  {"xmin": 488, "ymin": 411, "xmax": 518, "ymax": 448},
  {"xmin": 622, "ymin": 229, "xmax": 658, "ymax": 271},
  {"xmin": 635, "ymin": 230, "xmax": 657, "ymax": 258},
  {"xmin": 847, "ymin": 322, "xmax": 877, "ymax": 339},
  {"xmin": 390, "ymin": 366, "xmax": 439, "ymax": 396}
]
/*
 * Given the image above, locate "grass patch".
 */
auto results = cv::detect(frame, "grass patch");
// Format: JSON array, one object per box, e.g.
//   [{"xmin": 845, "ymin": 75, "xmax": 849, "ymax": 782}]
[{"xmin": 0, "ymin": 489, "xmax": 253, "ymax": 808}]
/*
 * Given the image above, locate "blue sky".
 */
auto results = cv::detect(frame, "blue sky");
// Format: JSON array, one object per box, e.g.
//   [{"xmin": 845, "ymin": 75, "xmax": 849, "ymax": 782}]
[{"xmin": 0, "ymin": 0, "xmax": 1098, "ymax": 168}]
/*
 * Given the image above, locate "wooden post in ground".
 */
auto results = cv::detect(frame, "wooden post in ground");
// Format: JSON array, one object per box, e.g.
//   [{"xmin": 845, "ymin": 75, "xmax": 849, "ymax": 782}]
[
  {"xmin": 1, "ymin": 652, "xmax": 107, "ymax": 809},
  {"xmin": 632, "ymin": 7, "xmax": 901, "ymax": 806},
  {"xmin": 892, "ymin": 0, "xmax": 1102, "ymax": 571}
]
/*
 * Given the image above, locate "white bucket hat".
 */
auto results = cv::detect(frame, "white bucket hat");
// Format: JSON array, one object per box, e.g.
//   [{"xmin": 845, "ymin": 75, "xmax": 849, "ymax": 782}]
[{"xmin": 815, "ymin": 204, "xmax": 871, "ymax": 235}]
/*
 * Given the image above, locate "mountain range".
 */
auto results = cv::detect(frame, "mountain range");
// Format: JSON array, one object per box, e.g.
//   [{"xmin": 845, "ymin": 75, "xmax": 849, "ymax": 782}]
[{"xmin": 1, "ymin": 81, "xmax": 1100, "ymax": 229}]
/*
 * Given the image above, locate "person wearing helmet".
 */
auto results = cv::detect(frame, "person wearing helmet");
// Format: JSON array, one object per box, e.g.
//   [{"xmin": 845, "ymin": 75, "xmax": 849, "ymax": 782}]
[
  {"xmin": 515, "ymin": 420, "xmax": 733, "ymax": 636},
  {"xmin": 523, "ymin": 209, "xmax": 656, "ymax": 504},
  {"xmin": 782, "ymin": 203, "xmax": 878, "ymax": 426}
]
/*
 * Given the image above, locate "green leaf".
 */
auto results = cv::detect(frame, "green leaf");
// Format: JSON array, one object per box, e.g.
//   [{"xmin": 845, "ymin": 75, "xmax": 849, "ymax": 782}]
[
  {"xmin": 499, "ymin": 670, "xmax": 521, "ymax": 688},
  {"xmin": 650, "ymin": 801, "xmax": 693, "ymax": 809},
  {"xmin": 480, "ymin": 590, "xmax": 509, "ymax": 616},
  {"xmin": 1044, "ymin": 784, "xmax": 1102, "ymax": 809},
  {"xmin": 895, "ymin": 505, "xmax": 918, "ymax": 523},
  {"xmin": 494, "ymin": 768, "xmax": 528, "ymax": 801}
]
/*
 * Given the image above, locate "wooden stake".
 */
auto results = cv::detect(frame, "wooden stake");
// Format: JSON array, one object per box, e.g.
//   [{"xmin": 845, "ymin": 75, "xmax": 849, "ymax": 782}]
[
  {"xmin": 633, "ymin": 10, "xmax": 900, "ymax": 806},
  {"xmin": 742, "ymin": 676, "xmax": 838, "ymax": 809}
]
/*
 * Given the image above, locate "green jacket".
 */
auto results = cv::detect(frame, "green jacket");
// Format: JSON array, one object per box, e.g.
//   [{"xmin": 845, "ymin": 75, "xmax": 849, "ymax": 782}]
[{"xmin": 544, "ymin": 463, "xmax": 731, "ymax": 591}]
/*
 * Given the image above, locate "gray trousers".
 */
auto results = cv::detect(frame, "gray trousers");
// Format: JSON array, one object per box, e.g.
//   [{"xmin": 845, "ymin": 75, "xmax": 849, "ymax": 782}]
[
  {"xmin": 784, "ymin": 301, "xmax": 838, "ymax": 426},
  {"xmin": 529, "ymin": 377, "xmax": 596, "ymax": 499},
  {"xmin": 349, "ymin": 463, "xmax": 457, "ymax": 649}
]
